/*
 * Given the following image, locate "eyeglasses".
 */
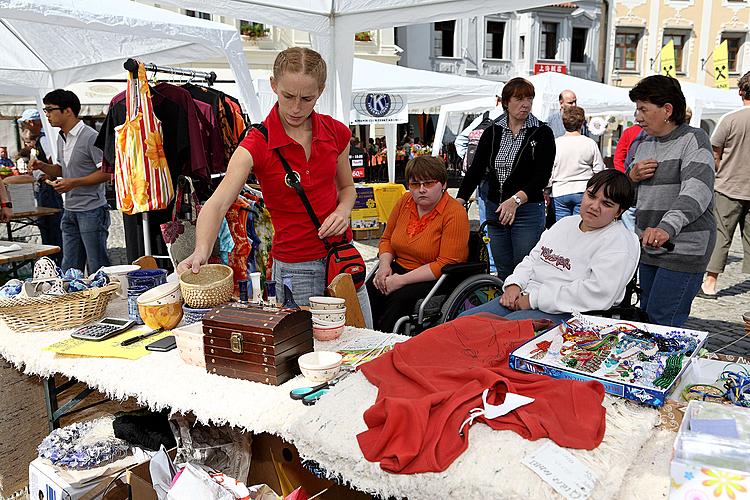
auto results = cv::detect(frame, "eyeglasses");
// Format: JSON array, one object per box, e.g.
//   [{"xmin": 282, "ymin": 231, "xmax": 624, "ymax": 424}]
[
  {"xmin": 408, "ymin": 180, "xmax": 440, "ymax": 190},
  {"xmin": 42, "ymin": 107, "xmax": 62, "ymax": 114}
]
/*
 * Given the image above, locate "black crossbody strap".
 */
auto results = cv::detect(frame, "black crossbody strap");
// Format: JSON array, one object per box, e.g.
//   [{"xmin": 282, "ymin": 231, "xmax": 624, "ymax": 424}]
[{"xmin": 251, "ymin": 123, "xmax": 324, "ymax": 232}]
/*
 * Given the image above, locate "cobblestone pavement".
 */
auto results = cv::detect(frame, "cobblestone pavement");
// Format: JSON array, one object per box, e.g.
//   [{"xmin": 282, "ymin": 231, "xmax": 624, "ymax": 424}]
[{"xmin": 684, "ymin": 232, "xmax": 750, "ymax": 356}]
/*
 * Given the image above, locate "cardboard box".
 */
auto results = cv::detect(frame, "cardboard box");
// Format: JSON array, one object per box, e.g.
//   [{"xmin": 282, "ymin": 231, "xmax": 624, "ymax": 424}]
[
  {"xmin": 29, "ymin": 458, "xmax": 109, "ymax": 500},
  {"xmin": 5, "ymin": 176, "xmax": 36, "ymax": 213},
  {"xmin": 509, "ymin": 315, "xmax": 707, "ymax": 407}
]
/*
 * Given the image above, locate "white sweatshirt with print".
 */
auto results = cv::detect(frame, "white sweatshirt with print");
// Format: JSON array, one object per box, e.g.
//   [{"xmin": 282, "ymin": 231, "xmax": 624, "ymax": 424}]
[{"xmin": 503, "ymin": 215, "xmax": 640, "ymax": 314}]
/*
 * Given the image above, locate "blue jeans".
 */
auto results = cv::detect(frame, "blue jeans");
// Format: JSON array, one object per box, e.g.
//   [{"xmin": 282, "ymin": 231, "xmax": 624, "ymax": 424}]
[
  {"xmin": 484, "ymin": 200, "xmax": 545, "ymax": 280},
  {"xmin": 638, "ymin": 263, "xmax": 703, "ymax": 327},
  {"xmin": 553, "ymin": 193, "xmax": 583, "ymax": 222},
  {"xmin": 458, "ymin": 299, "xmax": 571, "ymax": 324},
  {"xmin": 61, "ymin": 206, "xmax": 110, "ymax": 273},
  {"xmin": 35, "ymin": 181, "xmax": 64, "ymax": 264},
  {"xmin": 477, "ymin": 182, "xmax": 496, "ymax": 274},
  {"xmin": 621, "ymin": 207, "xmax": 636, "ymax": 232},
  {"xmin": 272, "ymin": 257, "xmax": 373, "ymax": 329}
]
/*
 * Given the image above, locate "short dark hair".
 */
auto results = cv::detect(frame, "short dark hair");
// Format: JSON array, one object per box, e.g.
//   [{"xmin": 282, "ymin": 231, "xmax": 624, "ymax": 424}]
[
  {"xmin": 562, "ymin": 106, "xmax": 586, "ymax": 132},
  {"xmin": 500, "ymin": 77, "xmax": 535, "ymax": 111},
  {"xmin": 628, "ymin": 75, "xmax": 687, "ymax": 125},
  {"xmin": 586, "ymin": 169, "xmax": 634, "ymax": 212},
  {"xmin": 405, "ymin": 156, "xmax": 447, "ymax": 185},
  {"xmin": 739, "ymin": 71, "xmax": 750, "ymax": 100},
  {"xmin": 43, "ymin": 89, "xmax": 81, "ymax": 117}
]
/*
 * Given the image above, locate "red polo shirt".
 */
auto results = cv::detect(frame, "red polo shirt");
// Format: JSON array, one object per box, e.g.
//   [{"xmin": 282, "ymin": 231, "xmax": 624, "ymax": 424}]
[{"xmin": 240, "ymin": 105, "xmax": 352, "ymax": 263}]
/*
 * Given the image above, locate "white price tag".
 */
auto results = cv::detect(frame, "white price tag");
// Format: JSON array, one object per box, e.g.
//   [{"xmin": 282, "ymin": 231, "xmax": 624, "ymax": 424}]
[{"xmin": 521, "ymin": 442, "xmax": 598, "ymax": 500}]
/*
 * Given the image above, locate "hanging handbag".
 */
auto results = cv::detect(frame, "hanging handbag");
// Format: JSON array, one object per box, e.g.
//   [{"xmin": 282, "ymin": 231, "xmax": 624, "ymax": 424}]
[
  {"xmin": 114, "ymin": 62, "xmax": 174, "ymax": 214},
  {"xmin": 160, "ymin": 176, "xmax": 201, "ymax": 269},
  {"xmin": 252, "ymin": 124, "xmax": 366, "ymax": 290}
]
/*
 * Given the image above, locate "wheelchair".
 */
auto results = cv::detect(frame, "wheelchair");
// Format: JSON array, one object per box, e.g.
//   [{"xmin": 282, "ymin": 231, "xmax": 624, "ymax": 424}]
[{"xmin": 366, "ymin": 221, "xmax": 505, "ymax": 335}]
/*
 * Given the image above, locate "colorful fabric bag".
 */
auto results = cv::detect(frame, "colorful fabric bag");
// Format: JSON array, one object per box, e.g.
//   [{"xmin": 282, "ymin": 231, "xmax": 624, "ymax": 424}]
[{"xmin": 114, "ymin": 62, "xmax": 174, "ymax": 214}]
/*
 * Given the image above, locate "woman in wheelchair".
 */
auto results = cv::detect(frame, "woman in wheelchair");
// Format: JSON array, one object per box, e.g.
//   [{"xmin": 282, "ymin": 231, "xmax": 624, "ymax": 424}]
[
  {"xmin": 461, "ymin": 170, "xmax": 639, "ymax": 324},
  {"xmin": 367, "ymin": 156, "xmax": 470, "ymax": 332}
]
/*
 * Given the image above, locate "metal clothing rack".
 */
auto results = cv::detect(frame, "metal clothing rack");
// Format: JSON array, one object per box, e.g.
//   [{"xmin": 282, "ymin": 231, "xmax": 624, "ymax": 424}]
[
  {"xmin": 121, "ymin": 58, "xmax": 217, "ymax": 261},
  {"xmin": 123, "ymin": 58, "xmax": 217, "ymax": 86}
]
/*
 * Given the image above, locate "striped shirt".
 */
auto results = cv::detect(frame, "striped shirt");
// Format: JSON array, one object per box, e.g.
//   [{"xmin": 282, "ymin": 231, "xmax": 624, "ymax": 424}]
[
  {"xmin": 494, "ymin": 113, "xmax": 540, "ymax": 189},
  {"xmin": 631, "ymin": 124, "xmax": 716, "ymax": 273}
]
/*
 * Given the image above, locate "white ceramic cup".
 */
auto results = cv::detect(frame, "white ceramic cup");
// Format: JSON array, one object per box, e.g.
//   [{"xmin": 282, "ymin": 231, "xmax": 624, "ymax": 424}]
[{"xmin": 99, "ymin": 264, "xmax": 141, "ymax": 298}]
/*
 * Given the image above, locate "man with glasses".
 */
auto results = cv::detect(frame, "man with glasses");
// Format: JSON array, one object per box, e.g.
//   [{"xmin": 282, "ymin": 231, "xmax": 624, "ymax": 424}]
[{"xmin": 29, "ymin": 90, "xmax": 110, "ymax": 273}]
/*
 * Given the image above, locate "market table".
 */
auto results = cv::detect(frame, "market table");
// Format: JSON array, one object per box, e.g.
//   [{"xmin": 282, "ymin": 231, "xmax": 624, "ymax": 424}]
[
  {"xmin": 5, "ymin": 207, "xmax": 63, "ymax": 242},
  {"xmin": 0, "ymin": 302, "xmax": 674, "ymax": 499},
  {"xmin": 0, "ymin": 240, "xmax": 60, "ymax": 277}
]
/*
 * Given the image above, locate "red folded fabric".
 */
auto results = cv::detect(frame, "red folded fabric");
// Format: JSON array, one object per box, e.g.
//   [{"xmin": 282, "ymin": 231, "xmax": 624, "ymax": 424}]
[{"xmin": 357, "ymin": 315, "xmax": 606, "ymax": 474}]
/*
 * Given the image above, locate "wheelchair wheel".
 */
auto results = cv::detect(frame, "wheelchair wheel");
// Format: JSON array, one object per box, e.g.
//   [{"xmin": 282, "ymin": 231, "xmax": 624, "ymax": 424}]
[{"xmin": 439, "ymin": 274, "xmax": 504, "ymax": 323}]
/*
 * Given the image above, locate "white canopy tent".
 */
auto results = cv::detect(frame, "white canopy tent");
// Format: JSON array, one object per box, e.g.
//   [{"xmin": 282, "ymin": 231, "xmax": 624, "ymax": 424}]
[
  {"xmin": 164, "ymin": 0, "xmax": 570, "ymax": 122},
  {"xmin": 0, "ymin": 0, "xmax": 263, "ymax": 132},
  {"xmin": 0, "ymin": 0, "xmax": 262, "ymax": 256}
]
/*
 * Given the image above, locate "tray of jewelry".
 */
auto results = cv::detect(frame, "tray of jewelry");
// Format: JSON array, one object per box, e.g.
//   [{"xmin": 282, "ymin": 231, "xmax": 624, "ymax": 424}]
[{"xmin": 509, "ymin": 314, "xmax": 708, "ymax": 407}]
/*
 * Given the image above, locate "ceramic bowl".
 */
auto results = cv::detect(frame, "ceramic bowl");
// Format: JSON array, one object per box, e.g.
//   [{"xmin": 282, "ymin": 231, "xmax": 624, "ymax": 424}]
[
  {"xmin": 312, "ymin": 324, "xmax": 345, "ymax": 342},
  {"xmin": 312, "ymin": 317, "xmax": 346, "ymax": 328},
  {"xmin": 298, "ymin": 351, "xmax": 342, "ymax": 383},
  {"xmin": 308, "ymin": 296, "xmax": 346, "ymax": 310},
  {"xmin": 137, "ymin": 301, "xmax": 183, "ymax": 330},
  {"xmin": 309, "ymin": 308, "xmax": 346, "ymax": 323},
  {"xmin": 137, "ymin": 282, "xmax": 182, "ymax": 306}
]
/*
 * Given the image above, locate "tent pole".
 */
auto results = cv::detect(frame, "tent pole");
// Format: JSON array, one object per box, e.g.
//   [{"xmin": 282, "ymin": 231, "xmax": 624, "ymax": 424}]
[{"xmin": 385, "ymin": 123, "xmax": 397, "ymax": 184}]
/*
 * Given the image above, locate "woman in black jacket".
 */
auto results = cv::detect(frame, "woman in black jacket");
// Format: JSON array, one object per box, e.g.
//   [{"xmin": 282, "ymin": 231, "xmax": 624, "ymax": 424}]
[{"xmin": 457, "ymin": 77, "xmax": 555, "ymax": 280}]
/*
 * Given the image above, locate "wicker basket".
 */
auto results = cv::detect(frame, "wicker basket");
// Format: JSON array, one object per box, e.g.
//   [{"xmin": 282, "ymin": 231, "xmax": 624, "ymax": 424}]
[
  {"xmin": 179, "ymin": 264, "xmax": 233, "ymax": 309},
  {"xmin": 0, "ymin": 282, "xmax": 119, "ymax": 332}
]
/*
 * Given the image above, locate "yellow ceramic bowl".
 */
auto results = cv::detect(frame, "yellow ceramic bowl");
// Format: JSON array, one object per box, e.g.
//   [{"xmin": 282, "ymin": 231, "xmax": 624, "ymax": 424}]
[{"xmin": 138, "ymin": 301, "xmax": 183, "ymax": 330}]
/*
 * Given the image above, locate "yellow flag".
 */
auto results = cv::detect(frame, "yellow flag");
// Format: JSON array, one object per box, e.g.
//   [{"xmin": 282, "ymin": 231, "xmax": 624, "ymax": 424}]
[
  {"xmin": 660, "ymin": 39, "xmax": 676, "ymax": 77},
  {"xmin": 714, "ymin": 40, "xmax": 729, "ymax": 89}
]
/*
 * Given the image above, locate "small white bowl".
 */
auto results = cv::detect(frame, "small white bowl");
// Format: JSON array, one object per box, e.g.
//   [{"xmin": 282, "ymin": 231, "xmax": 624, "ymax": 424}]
[
  {"xmin": 309, "ymin": 308, "xmax": 346, "ymax": 323},
  {"xmin": 312, "ymin": 317, "xmax": 346, "ymax": 328},
  {"xmin": 298, "ymin": 351, "xmax": 342, "ymax": 383},
  {"xmin": 308, "ymin": 296, "xmax": 346, "ymax": 310},
  {"xmin": 313, "ymin": 324, "xmax": 345, "ymax": 341}
]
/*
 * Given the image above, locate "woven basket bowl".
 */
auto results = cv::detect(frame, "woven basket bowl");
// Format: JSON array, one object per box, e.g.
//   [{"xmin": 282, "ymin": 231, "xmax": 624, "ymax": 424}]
[
  {"xmin": 0, "ymin": 282, "xmax": 119, "ymax": 332},
  {"xmin": 179, "ymin": 264, "xmax": 234, "ymax": 309}
]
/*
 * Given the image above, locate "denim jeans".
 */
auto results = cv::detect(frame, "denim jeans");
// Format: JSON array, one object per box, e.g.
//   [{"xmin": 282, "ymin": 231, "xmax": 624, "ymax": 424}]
[
  {"xmin": 484, "ymin": 200, "xmax": 545, "ymax": 280},
  {"xmin": 639, "ymin": 263, "xmax": 703, "ymax": 327},
  {"xmin": 553, "ymin": 192, "xmax": 583, "ymax": 222},
  {"xmin": 621, "ymin": 207, "xmax": 636, "ymax": 232},
  {"xmin": 476, "ymin": 181, "xmax": 496, "ymax": 274},
  {"xmin": 458, "ymin": 298, "xmax": 571, "ymax": 324},
  {"xmin": 61, "ymin": 206, "xmax": 110, "ymax": 273},
  {"xmin": 35, "ymin": 181, "xmax": 64, "ymax": 264},
  {"xmin": 272, "ymin": 257, "xmax": 373, "ymax": 329}
]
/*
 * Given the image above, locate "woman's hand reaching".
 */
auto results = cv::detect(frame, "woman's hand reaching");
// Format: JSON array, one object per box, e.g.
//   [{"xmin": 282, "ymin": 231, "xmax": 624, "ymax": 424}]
[
  {"xmin": 176, "ymin": 250, "xmax": 210, "ymax": 275},
  {"xmin": 318, "ymin": 209, "xmax": 349, "ymax": 239}
]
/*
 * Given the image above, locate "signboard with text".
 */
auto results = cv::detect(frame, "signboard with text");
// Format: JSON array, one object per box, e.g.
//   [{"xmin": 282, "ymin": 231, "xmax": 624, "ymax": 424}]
[
  {"xmin": 350, "ymin": 93, "xmax": 408, "ymax": 125},
  {"xmin": 534, "ymin": 63, "xmax": 567, "ymax": 75}
]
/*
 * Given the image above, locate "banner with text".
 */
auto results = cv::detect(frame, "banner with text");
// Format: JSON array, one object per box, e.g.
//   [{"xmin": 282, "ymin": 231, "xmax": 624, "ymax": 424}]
[
  {"xmin": 714, "ymin": 40, "xmax": 729, "ymax": 89},
  {"xmin": 350, "ymin": 93, "xmax": 408, "ymax": 125},
  {"xmin": 660, "ymin": 40, "xmax": 676, "ymax": 78}
]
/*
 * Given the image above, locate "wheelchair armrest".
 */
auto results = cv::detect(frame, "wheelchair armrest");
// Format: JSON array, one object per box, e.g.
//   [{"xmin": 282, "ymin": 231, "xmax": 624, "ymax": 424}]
[{"xmin": 441, "ymin": 261, "xmax": 487, "ymax": 276}]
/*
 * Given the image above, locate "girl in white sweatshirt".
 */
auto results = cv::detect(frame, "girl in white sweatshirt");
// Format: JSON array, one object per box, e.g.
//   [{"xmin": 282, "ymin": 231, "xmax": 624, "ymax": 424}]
[{"xmin": 461, "ymin": 169, "xmax": 640, "ymax": 323}]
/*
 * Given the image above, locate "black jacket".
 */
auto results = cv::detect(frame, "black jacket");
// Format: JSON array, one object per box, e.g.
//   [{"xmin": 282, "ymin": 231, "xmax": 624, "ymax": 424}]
[{"xmin": 457, "ymin": 119, "xmax": 555, "ymax": 205}]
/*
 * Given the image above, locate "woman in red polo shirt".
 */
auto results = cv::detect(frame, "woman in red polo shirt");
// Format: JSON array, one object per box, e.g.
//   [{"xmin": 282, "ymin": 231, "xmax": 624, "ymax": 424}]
[{"xmin": 178, "ymin": 47, "xmax": 369, "ymax": 316}]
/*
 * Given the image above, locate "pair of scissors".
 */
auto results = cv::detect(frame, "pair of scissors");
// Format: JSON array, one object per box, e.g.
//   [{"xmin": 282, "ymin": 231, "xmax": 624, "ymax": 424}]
[{"xmin": 289, "ymin": 369, "xmax": 352, "ymax": 405}]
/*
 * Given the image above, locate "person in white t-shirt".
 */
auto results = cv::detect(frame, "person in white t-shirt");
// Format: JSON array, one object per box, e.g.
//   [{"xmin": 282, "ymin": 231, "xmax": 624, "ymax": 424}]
[
  {"xmin": 460, "ymin": 169, "xmax": 639, "ymax": 324},
  {"xmin": 550, "ymin": 106, "xmax": 605, "ymax": 222}
]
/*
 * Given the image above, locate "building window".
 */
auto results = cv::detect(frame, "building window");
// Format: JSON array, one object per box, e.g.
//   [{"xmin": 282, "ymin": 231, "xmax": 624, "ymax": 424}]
[
  {"xmin": 434, "ymin": 21, "xmax": 455, "ymax": 57},
  {"xmin": 571, "ymin": 27, "xmax": 588, "ymax": 63},
  {"xmin": 485, "ymin": 21, "xmax": 506, "ymax": 59},
  {"xmin": 722, "ymin": 34, "xmax": 744, "ymax": 73},
  {"xmin": 519, "ymin": 35, "xmax": 526, "ymax": 59},
  {"xmin": 185, "ymin": 9, "xmax": 211, "ymax": 20},
  {"xmin": 664, "ymin": 30, "xmax": 689, "ymax": 73},
  {"xmin": 540, "ymin": 22, "xmax": 559, "ymax": 60},
  {"xmin": 614, "ymin": 30, "xmax": 640, "ymax": 71}
]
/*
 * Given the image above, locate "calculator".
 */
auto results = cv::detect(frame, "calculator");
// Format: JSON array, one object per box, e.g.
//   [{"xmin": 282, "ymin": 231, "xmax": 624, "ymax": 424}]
[{"xmin": 71, "ymin": 318, "xmax": 136, "ymax": 341}]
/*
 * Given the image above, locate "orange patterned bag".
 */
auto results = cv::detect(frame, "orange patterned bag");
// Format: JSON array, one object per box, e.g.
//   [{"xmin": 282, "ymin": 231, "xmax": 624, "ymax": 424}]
[{"xmin": 114, "ymin": 63, "xmax": 173, "ymax": 214}]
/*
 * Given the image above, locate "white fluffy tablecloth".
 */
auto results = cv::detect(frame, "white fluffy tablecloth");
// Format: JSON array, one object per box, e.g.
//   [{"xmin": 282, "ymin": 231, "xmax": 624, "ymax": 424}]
[{"xmin": 0, "ymin": 302, "xmax": 670, "ymax": 499}]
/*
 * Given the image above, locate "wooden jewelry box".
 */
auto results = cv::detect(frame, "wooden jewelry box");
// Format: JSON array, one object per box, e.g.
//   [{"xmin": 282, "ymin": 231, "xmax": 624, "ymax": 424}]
[{"xmin": 202, "ymin": 303, "xmax": 313, "ymax": 385}]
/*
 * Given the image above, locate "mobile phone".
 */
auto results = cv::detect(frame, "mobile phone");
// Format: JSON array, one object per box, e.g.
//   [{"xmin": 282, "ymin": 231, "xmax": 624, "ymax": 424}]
[{"xmin": 145, "ymin": 335, "xmax": 177, "ymax": 352}]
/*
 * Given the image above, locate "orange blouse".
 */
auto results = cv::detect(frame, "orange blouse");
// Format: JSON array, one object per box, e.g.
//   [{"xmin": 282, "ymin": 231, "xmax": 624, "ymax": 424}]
[{"xmin": 379, "ymin": 192, "xmax": 470, "ymax": 277}]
